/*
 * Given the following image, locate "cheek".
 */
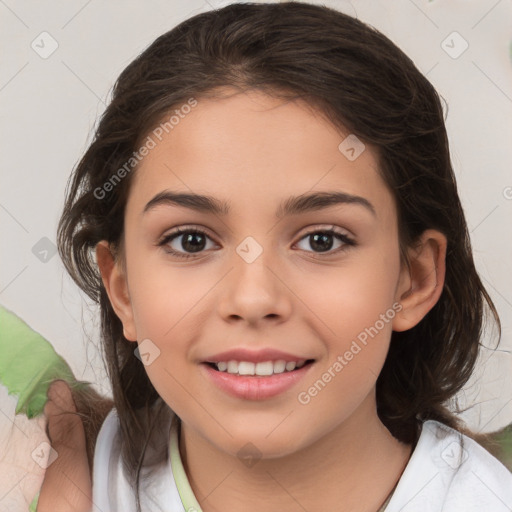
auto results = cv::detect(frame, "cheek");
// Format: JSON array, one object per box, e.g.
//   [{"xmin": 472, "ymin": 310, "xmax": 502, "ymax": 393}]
[
  {"xmin": 292, "ymin": 242, "xmax": 400, "ymax": 402},
  {"xmin": 127, "ymin": 240, "xmax": 212, "ymax": 337},
  {"xmin": 297, "ymin": 244, "xmax": 400, "ymax": 338},
  {"xmin": 292, "ymin": 260, "xmax": 399, "ymax": 444},
  {"xmin": 125, "ymin": 250, "xmax": 220, "ymax": 399}
]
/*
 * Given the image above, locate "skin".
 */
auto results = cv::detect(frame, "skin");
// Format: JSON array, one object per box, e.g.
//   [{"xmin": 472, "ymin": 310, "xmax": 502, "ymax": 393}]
[
  {"xmin": 40, "ymin": 87, "xmax": 447, "ymax": 512},
  {"xmin": 38, "ymin": 381, "xmax": 92, "ymax": 512}
]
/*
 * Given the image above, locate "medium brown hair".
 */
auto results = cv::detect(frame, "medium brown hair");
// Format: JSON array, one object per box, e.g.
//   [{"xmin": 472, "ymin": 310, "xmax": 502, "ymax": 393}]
[{"xmin": 57, "ymin": 2, "xmax": 501, "ymax": 509}]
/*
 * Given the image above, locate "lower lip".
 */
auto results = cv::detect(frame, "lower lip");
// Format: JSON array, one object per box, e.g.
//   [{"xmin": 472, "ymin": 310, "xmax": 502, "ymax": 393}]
[{"xmin": 200, "ymin": 362, "xmax": 314, "ymax": 400}]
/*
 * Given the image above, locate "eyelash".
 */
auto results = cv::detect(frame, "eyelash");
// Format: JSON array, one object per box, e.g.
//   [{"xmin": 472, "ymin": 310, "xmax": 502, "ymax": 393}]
[{"xmin": 157, "ymin": 226, "xmax": 356, "ymax": 260}]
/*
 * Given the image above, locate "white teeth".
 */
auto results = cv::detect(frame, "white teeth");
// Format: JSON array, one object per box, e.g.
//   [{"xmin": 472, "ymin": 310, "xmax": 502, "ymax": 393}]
[
  {"xmin": 273, "ymin": 360, "xmax": 286, "ymax": 373},
  {"xmin": 285, "ymin": 361, "xmax": 296, "ymax": 371},
  {"xmin": 255, "ymin": 361, "xmax": 274, "ymax": 376},
  {"xmin": 214, "ymin": 359, "xmax": 310, "ymax": 375},
  {"xmin": 227, "ymin": 360, "xmax": 239, "ymax": 374},
  {"xmin": 238, "ymin": 361, "xmax": 255, "ymax": 375}
]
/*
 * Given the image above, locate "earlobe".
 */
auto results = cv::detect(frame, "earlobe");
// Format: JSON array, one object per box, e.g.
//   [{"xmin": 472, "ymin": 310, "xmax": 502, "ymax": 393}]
[
  {"xmin": 95, "ymin": 240, "xmax": 138, "ymax": 341},
  {"xmin": 392, "ymin": 229, "xmax": 447, "ymax": 332}
]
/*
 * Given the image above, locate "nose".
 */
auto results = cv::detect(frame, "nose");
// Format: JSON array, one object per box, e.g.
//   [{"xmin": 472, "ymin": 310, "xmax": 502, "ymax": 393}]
[{"xmin": 216, "ymin": 246, "xmax": 293, "ymax": 326}]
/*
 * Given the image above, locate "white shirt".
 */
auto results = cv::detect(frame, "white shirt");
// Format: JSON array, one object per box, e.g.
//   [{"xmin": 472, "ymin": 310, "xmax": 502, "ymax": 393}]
[{"xmin": 92, "ymin": 407, "xmax": 512, "ymax": 511}]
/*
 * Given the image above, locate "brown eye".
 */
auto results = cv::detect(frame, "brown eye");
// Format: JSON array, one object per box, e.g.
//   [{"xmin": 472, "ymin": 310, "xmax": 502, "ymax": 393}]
[
  {"xmin": 295, "ymin": 229, "xmax": 355, "ymax": 255},
  {"xmin": 158, "ymin": 228, "xmax": 216, "ymax": 259}
]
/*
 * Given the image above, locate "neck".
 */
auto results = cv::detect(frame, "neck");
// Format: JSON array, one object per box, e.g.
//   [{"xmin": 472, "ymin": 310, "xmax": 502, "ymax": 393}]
[{"xmin": 179, "ymin": 391, "xmax": 412, "ymax": 512}]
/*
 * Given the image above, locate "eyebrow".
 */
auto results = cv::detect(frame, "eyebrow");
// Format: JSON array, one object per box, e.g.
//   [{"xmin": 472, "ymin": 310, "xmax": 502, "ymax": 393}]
[{"xmin": 142, "ymin": 190, "xmax": 376, "ymax": 218}]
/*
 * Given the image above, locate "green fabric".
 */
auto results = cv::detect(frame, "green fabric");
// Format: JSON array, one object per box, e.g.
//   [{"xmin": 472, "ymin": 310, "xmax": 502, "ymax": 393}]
[
  {"xmin": 28, "ymin": 491, "xmax": 39, "ymax": 512},
  {"xmin": 0, "ymin": 304, "xmax": 89, "ymax": 418},
  {"xmin": 0, "ymin": 304, "xmax": 91, "ymax": 512},
  {"xmin": 170, "ymin": 415, "xmax": 203, "ymax": 512},
  {"xmin": 493, "ymin": 425, "xmax": 512, "ymax": 471}
]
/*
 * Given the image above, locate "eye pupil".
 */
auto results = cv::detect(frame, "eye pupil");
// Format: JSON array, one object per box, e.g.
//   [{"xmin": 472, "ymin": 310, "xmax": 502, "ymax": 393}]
[
  {"xmin": 182, "ymin": 232, "xmax": 206, "ymax": 253},
  {"xmin": 310, "ymin": 233, "xmax": 334, "ymax": 252}
]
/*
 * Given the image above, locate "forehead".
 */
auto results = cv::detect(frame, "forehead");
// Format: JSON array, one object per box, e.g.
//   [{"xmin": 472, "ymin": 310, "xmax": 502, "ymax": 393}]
[{"xmin": 127, "ymin": 89, "xmax": 394, "ymax": 220}]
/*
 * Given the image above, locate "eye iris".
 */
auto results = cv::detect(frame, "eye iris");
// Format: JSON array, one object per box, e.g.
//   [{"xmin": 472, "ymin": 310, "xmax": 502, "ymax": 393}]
[
  {"xmin": 182, "ymin": 232, "xmax": 206, "ymax": 253},
  {"xmin": 310, "ymin": 232, "xmax": 333, "ymax": 252},
  {"xmin": 168, "ymin": 229, "xmax": 346, "ymax": 256}
]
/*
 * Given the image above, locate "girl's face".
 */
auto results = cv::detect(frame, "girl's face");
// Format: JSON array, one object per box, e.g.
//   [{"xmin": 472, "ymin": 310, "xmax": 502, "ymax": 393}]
[{"xmin": 108, "ymin": 88, "xmax": 412, "ymax": 457}]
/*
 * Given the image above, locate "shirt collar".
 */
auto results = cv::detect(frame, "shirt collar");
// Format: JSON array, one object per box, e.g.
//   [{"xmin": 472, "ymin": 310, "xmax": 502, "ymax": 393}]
[{"xmin": 169, "ymin": 413, "xmax": 204, "ymax": 511}]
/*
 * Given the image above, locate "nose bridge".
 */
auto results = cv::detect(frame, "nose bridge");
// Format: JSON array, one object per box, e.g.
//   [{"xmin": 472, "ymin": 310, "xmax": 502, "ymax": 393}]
[
  {"xmin": 233, "ymin": 233, "xmax": 279, "ymax": 293},
  {"xmin": 218, "ymin": 233, "xmax": 291, "ymax": 322}
]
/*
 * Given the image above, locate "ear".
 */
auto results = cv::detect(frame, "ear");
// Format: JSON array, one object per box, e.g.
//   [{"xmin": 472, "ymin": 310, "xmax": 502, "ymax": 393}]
[
  {"xmin": 95, "ymin": 240, "xmax": 138, "ymax": 341},
  {"xmin": 392, "ymin": 229, "xmax": 447, "ymax": 332}
]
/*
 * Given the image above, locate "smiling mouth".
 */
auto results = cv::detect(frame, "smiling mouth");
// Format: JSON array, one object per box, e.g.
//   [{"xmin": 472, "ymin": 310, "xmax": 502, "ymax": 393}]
[{"xmin": 203, "ymin": 359, "xmax": 315, "ymax": 376}]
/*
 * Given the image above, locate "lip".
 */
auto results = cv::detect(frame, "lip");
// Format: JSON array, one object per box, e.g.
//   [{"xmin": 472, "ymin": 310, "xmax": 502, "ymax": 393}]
[
  {"xmin": 200, "ymin": 360, "xmax": 315, "ymax": 400},
  {"xmin": 203, "ymin": 347, "xmax": 311, "ymax": 364}
]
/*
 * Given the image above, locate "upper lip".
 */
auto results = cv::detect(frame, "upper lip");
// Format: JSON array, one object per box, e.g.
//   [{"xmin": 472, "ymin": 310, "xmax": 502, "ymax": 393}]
[{"xmin": 203, "ymin": 348, "xmax": 314, "ymax": 364}]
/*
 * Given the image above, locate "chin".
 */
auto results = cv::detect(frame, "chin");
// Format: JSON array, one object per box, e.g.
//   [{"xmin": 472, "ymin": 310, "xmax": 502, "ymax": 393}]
[{"xmin": 216, "ymin": 427, "xmax": 307, "ymax": 462}]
